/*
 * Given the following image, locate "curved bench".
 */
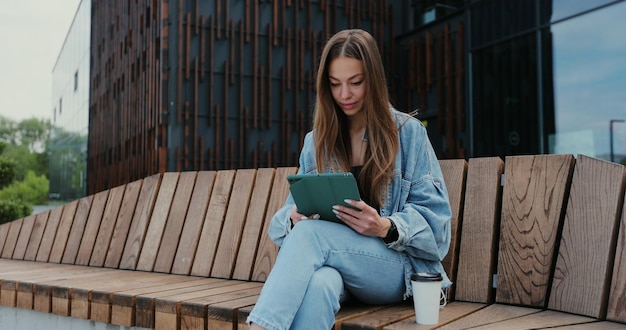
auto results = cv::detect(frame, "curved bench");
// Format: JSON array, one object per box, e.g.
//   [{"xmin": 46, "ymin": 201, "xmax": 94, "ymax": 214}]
[{"xmin": 0, "ymin": 154, "xmax": 624, "ymax": 329}]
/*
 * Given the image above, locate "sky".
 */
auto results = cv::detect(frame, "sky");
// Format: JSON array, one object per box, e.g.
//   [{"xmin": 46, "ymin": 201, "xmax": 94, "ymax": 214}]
[{"xmin": 0, "ymin": 1, "xmax": 81, "ymax": 122}]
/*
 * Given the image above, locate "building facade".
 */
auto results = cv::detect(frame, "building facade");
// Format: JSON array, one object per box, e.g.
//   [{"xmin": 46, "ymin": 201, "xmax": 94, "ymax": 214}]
[
  {"xmin": 87, "ymin": 0, "xmax": 394, "ymax": 194},
  {"xmin": 388, "ymin": 0, "xmax": 626, "ymax": 161},
  {"xmin": 80, "ymin": 0, "xmax": 626, "ymax": 196},
  {"xmin": 49, "ymin": 0, "xmax": 91, "ymax": 201}
]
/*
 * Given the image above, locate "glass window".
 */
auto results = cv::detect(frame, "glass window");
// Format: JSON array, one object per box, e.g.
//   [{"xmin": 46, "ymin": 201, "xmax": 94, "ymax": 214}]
[
  {"xmin": 550, "ymin": 1, "xmax": 626, "ymax": 163},
  {"xmin": 543, "ymin": 0, "xmax": 620, "ymax": 24},
  {"xmin": 472, "ymin": 33, "xmax": 542, "ymax": 157}
]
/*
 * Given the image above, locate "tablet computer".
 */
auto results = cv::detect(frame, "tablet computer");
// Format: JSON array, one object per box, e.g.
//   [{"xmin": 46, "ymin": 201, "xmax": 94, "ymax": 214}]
[{"xmin": 286, "ymin": 172, "xmax": 361, "ymax": 223}]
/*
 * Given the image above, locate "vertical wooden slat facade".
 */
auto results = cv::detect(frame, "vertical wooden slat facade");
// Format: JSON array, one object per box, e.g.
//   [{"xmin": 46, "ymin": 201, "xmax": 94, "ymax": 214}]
[{"xmin": 88, "ymin": 0, "xmax": 394, "ymax": 195}]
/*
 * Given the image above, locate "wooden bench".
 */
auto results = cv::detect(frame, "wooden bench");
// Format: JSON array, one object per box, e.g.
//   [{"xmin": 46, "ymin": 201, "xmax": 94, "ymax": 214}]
[{"xmin": 0, "ymin": 154, "xmax": 624, "ymax": 329}]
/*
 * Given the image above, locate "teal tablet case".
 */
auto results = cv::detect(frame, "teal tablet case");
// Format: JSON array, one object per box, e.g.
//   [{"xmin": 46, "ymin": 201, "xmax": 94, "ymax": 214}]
[{"xmin": 286, "ymin": 172, "xmax": 362, "ymax": 222}]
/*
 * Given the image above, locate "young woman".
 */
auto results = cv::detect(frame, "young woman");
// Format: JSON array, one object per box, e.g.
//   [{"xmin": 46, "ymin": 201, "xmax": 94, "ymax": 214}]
[{"xmin": 247, "ymin": 29, "xmax": 452, "ymax": 330}]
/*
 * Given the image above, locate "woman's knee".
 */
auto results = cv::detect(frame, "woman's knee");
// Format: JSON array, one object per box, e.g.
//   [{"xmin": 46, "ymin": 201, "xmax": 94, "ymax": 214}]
[{"xmin": 304, "ymin": 266, "xmax": 344, "ymax": 311}]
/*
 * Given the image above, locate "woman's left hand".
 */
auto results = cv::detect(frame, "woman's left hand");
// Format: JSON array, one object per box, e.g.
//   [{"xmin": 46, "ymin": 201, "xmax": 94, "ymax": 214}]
[{"xmin": 332, "ymin": 199, "xmax": 391, "ymax": 237}]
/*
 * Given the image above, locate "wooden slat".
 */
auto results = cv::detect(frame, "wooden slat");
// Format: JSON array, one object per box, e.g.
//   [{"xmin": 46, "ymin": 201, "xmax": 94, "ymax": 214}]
[
  {"xmin": 104, "ymin": 179, "xmax": 144, "ymax": 268},
  {"xmin": 0, "ymin": 221, "xmax": 10, "ymax": 256},
  {"xmin": 232, "ymin": 168, "xmax": 275, "ymax": 280},
  {"xmin": 496, "ymin": 154, "xmax": 574, "ymax": 307},
  {"xmin": 12, "ymin": 215, "xmax": 36, "ymax": 260},
  {"xmin": 107, "ymin": 277, "xmax": 210, "ymax": 326},
  {"xmin": 438, "ymin": 159, "xmax": 467, "ymax": 298},
  {"xmin": 154, "ymin": 281, "xmax": 263, "ymax": 329},
  {"xmin": 341, "ymin": 303, "xmax": 415, "ymax": 330},
  {"xmin": 1, "ymin": 280, "xmax": 17, "ymax": 306},
  {"xmin": 136, "ymin": 172, "xmax": 180, "ymax": 272},
  {"xmin": 36, "ymin": 205, "xmax": 64, "ymax": 262},
  {"xmin": 190, "ymin": 170, "xmax": 236, "ymax": 277},
  {"xmin": 119, "ymin": 173, "xmax": 162, "ymax": 270},
  {"xmin": 153, "ymin": 171, "xmax": 198, "ymax": 273},
  {"xmin": 171, "ymin": 171, "xmax": 216, "ymax": 275},
  {"xmin": 206, "ymin": 295, "xmax": 259, "ymax": 328},
  {"xmin": 90, "ymin": 185, "xmax": 126, "ymax": 266},
  {"xmin": 23, "ymin": 211, "xmax": 50, "ymax": 261},
  {"xmin": 251, "ymin": 167, "xmax": 297, "ymax": 281},
  {"xmin": 455, "ymin": 157, "xmax": 503, "ymax": 303},
  {"xmin": 16, "ymin": 282, "xmax": 33, "ymax": 310},
  {"xmin": 1, "ymin": 219, "xmax": 22, "ymax": 258},
  {"xmin": 180, "ymin": 285, "xmax": 263, "ymax": 328},
  {"xmin": 62, "ymin": 195, "xmax": 94, "ymax": 264},
  {"xmin": 211, "ymin": 169, "xmax": 257, "ymax": 279},
  {"xmin": 549, "ymin": 155, "xmax": 624, "ymax": 318},
  {"xmin": 48, "ymin": 200, "xmax": 78, "ymax": 263},
  {"xmin": 75, "ymin": 189, "xmax": 110, "ymax": 265},
  {"xmin": 454, "ymin": 309, "xmax": 596, "ymax": 329},
  {"xmin": 549, "ymin": 321, "xmax": 626, "ymax": 329},
  {"xmin": 133, "ymin": 279, "xmax": 230, "ymax": 328},
  {"xmin": 436, "ymin": 304, "xmax": 541, "ymax": 329},
  {"xmin": 607, "ymin": 170, "xmax": 626, "ymax": 323},
  {"xmin": 383, "ymin": 301, "xmax": 486, "ymax": 329}
]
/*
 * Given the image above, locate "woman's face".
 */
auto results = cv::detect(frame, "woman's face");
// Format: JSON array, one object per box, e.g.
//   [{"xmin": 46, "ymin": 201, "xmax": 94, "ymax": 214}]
[{"xmin": 328, "ymin": 56, "xmax": 366, "ymax": 118}]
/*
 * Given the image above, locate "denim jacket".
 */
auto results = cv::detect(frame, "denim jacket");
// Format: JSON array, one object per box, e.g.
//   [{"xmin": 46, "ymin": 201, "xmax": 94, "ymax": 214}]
[{"xmin": 268, "ymin": 108, "xmax": 453, "ymax": 296}]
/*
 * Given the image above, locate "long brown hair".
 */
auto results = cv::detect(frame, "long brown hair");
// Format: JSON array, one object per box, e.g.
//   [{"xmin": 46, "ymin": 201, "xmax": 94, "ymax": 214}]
[{"xmin": 313, "ymin": 29, "xmax": 398, "ymax": 206}]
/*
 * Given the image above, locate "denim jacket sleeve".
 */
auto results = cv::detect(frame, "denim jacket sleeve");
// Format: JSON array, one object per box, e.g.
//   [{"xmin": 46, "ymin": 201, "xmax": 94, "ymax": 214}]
[
  {"xmin": 267, "ymin": 132, "xmax": 317, "ymax": 247},
  {"xmin": 382, "ymin": 111, "xmax": 452, "ymax": 262}
]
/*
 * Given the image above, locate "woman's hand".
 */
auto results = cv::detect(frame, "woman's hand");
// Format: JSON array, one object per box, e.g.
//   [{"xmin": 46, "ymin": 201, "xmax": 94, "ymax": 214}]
[
  {"xmin": 289, "ymin": 205, "xmax": 320, "ymax": 226},
  {"xmin": 332, "ymin": 199, "xmax": 391, "ymax": 237}
]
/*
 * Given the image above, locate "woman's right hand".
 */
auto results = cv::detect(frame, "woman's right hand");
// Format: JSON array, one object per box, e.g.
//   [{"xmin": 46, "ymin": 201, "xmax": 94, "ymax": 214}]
[{"xmin": 289, "ymin": 205, "xmax": 319, "ymax": 226}]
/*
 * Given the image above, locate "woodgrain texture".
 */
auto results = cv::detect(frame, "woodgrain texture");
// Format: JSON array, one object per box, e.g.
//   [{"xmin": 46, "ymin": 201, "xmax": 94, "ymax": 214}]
[
  {"xmin": 119, "ymin": 173, "xmax": 162, "ymax": 270},
  {"xmin": 104, "ymin": 179, "xmax": 143, "ymax": 268},
  {"xmin": 12, "ymin": 215, "xmax": 35, "ymax": 260},
  {"xmin": 607, "ymin": 171, "xmax": 626, "ymax": 323},
  {"xmin": 0, "ymin": 220, "xmax": 9, "ymax": 256},
  {"xmin": 549, "ymin": 155, "xmax": 625, "ymax": 318},
  {"xmin": 251, "ymin": 167, "xmax": 297, "ymax": 282},
  {"xmin": 455, "ymin": 157, "xmax": 503, "ymax": 303},
  {"xmin": 62, "ymin": 195, "xmax": 94, "ymax": 264},
  {"xmin": 90, "ymin": 184, "xmax": 126, "ymax": 266},
  {"xmin": 1, "ymin": 218, "xmax": 22, "ymax": 258},
  {"xmin": 171, "ymin": 171, "xmax": 216, "ymax": 275},
  {"xmin": 191, "ymin": 170, "xmax": 236, "ymax": 277},
  {"xmin": 23, "ymin": 211, "xmax": 50, "ymax": 261},
  {"xmin": 36, "ymin": 205, "xmax": 64, "ymax": 262},
  {"xmin": 75, "ymin": 190, "xmax": 110, "ymax": 265},
  {"xmin": 48, "ymin": 200, "xmax": 78, "ymax": 263},
  {"xmin": 153, "ymin": 171, "xmax": 198, "ymax": 273},
  {"xmin": 137, "ymin": 172, "xmax": 180, "ymax": 271},
  {"xmin": 232, "ymin": 168, "xmax": 275, "ymax": 281},
  {"xmin": 438, "ymin": 159, "xmax": 467, "ymax": 298},
  {"xmin": 383, "ymin": 302, "xmax": 486, "ymax": 329},
  {"xmin": 211, "ymin": 169, "xmax": 256, "ymax": 279},
  {"xmin": 437, "ymin": 303, "xmax": 540, "ymax": 329},
  {"xmin": 496, "ymin": 154, "xmax": 574, "ymax": 307}
]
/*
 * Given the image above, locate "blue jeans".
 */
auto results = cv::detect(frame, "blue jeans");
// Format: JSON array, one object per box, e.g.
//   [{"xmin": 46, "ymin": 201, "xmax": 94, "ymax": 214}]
[{"xmin": 247, "ymin": 220, "xmax": 406, "ymax": 330}]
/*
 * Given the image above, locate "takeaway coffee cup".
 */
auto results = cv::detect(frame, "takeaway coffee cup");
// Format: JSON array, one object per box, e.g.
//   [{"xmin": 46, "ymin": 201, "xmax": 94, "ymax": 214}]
[{"xmin": 411, "ymin": 272, "xmax": 443, "ymax": 325}]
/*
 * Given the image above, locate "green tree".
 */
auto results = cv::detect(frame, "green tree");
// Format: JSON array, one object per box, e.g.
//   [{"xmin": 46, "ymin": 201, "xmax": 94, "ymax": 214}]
[
  {"xmin": 0, "ymin": 116, "xmax": 48, "ymax": 224},
  {"xmin": 0, "ymin": 171, "xmax": 49, "ymax": 205},
  {"xmin": 0, "ymin": 151, "xmax": 33, "ymax": 225},
  {"xmin": 0, "ymin": 142, "xmax": 17, "ymax": 187}
]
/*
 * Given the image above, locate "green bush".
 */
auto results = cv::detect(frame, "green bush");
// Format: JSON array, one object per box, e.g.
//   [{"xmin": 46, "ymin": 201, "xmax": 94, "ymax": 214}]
[
  {"xmin": 0, "ymin": 199, "xmax": 31, "ymax": 225},
  {"xmin": 0, "ymin": 157, "xmax": 16, "ymax": 187},
  {"xmin": 0, "ymin": 170, "xmax": 49, "ymax": 205}
]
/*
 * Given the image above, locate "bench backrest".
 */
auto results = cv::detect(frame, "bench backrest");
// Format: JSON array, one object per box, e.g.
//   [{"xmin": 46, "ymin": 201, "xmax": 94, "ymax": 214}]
[
  {"xmin": 548, "ymin": 155, "xmax": 625, "ymax": 320},
  {"xmin": 1, "ymin": 155, "xmax": 624, "ymax": 322},
  {"xmin": 0, "ymin": 167, "xmax": 297, "ymax": 283}
]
